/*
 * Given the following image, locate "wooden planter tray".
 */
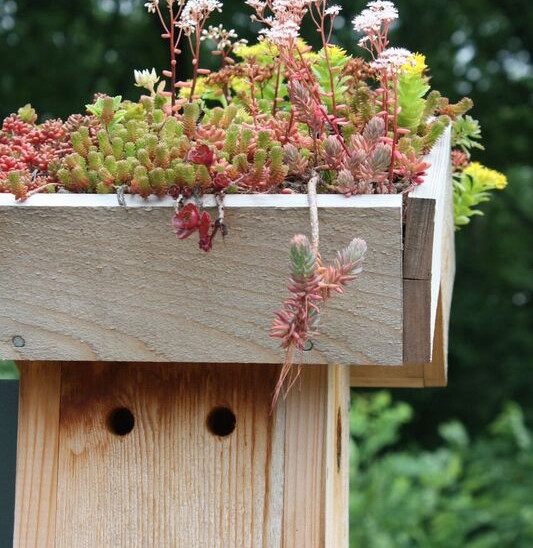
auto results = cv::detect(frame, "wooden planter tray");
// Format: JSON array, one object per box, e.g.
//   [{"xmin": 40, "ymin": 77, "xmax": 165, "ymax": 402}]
[{"xmin": 0, "ymin": 128, "xmax": 453, "ymax": 385}]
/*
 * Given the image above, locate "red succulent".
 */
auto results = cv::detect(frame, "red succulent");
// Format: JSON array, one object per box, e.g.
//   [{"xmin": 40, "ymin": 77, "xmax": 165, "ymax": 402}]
[
  {"xmin": 171, "ymin": 202, "xmax": 214, "ymax": 251},
  {"xmin": 187, "ymin": 144, "xmax": 214, "ymax": 167},
  {"xmin": 198, "ymin": 211, "xmax": 213, "ymax": 251},
  {"xmin": 171, "ymin": 203, "xmax": 202, "ymax": 239},
  {"xmin": 212, "ymin": 172, "xmax": 230, "ymax": 191}
]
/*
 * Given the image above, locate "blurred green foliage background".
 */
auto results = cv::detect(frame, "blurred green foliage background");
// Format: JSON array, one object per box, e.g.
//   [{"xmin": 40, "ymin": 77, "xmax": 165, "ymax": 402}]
[{"xmin": 1, "ymin": 0, "xmax": 531, "ymax": 545}]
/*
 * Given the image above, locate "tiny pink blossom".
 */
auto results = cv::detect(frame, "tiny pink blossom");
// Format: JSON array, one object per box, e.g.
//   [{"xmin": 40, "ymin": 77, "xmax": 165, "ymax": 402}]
[
  {"xmin": 370, "ymin": 47, "xmax": 414, "ymax": 75},
  {"xmin": 352, "ymin": 0, "xmax": 398, "ymax": 33}
]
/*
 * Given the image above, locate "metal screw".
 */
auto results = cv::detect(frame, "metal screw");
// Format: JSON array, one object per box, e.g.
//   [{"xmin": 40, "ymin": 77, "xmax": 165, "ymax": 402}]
[
  {"xmin": 303, "ymin": 340, "xmax": 314, "ymax": 352},
  {"xmin": 12, "ymin": 336, "xmax": 25, "ymax": 348}
]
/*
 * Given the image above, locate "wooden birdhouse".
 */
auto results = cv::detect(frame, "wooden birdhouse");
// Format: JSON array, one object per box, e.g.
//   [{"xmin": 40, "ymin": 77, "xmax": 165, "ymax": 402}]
[{"xmin": 0, "ymin": 128, "xmax": 453, "ymax": 547}]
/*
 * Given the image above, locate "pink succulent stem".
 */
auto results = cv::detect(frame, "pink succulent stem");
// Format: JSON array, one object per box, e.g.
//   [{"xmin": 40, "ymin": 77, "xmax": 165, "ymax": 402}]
[{"xmin": 388, "ymin": 77, "xmax": 400, "ymax": 191}]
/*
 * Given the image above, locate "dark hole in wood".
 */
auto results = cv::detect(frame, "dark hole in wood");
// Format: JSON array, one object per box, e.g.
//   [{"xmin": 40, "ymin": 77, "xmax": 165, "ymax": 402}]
[
  {"xmin": 107, "ymin": 407, "xmax": 135, "ymax": 436},
  {"xmin": 206, "ymin": 406, "xmax": 236, "ymax": 437}
]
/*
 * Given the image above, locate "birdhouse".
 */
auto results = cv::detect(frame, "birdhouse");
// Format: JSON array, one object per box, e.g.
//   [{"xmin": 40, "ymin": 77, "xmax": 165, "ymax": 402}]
[{"xmin": 1, "ymin": 129, "xmax": 453, "ymax": 547}]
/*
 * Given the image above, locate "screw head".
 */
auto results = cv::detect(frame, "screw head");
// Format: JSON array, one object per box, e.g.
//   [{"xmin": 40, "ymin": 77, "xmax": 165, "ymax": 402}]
[{"xmin": 12, "ymin": 336, "xmax": 25, "ymax": 348}]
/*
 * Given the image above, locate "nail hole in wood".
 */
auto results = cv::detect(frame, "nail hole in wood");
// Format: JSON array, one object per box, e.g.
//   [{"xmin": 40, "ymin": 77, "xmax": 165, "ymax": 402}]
[
  {"xmin": 12, "ymin": 336, "xmax": 25, "ymax": 348},
  {"xmin": 107, "ymin": 407, "xmax": 135, "ymax": 436},
  {"xmin": 206, "ymin": 406, "xmax": 236, "ymax": 437}
]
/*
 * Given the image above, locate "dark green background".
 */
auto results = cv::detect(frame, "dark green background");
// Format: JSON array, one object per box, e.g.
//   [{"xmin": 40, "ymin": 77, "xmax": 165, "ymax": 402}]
[{"xmin": 1, "ymin": 0, "xmax": 531, "ymax": 545}]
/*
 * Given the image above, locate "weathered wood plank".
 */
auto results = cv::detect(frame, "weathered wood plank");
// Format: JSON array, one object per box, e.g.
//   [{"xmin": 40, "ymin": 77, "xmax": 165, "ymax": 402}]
[
  {"xmin": 403, "ymin": 197, "xmax": 435, "ymax": 280},
  {"xmin": 423, "ymin": 292, "xmax": 447, "ymax": 386},
  {"xmin": 403, "ymin": 127, "xmax": 452, "ymax": 363},
  {"xmin": 0, "ymin": 195, "xmax": 403, "ymax": 365},
  {"xmin": 55, "ymin": 362, "xmax": 284, "ymax": 548},
  {"xmin": 13, "ymin": 362, "xmax": 61, "ymax": 548},
  {"xmin": 403, "ymin": 279, "xmax": 432, "ymax": 363}
]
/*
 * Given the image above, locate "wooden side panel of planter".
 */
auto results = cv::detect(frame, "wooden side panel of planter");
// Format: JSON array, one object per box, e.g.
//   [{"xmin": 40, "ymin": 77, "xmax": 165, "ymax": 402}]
[
  {"xmin": 13, "ymin": 361, "xmax": 350, "ymax": 548},
  {"xmin": 403, "ymin": 126, "xmax": 452, "ymax": 364},
  {"xmin": 0, "ymin": 195, "xmax": 403, "ymax": 366}
]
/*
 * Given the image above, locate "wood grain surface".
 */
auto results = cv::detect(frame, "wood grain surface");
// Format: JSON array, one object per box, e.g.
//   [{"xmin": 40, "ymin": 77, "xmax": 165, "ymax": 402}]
[
  {"xmin": 13, "ymin": 362, "xmax": 61, "ymax": 548},
  {"xmin": 0, "ymin": 196, "xmax": 403, "ymax": 365},
  {"xmin": 55, "ymin": 362, "xmax": 283, "ymax": 548},
  {"xmin": 18, "ymin": 361, "xmax": 349, "ymax": 548}
]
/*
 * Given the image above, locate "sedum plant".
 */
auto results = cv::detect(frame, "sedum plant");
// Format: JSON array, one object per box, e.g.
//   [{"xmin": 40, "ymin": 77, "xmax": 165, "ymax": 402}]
[
  {"xmin": 450, "ymin": 115, "xmax": 507, "ymax": 228},
  {"xmin": 0, "ymin": 1, "xmax": 506, "ymax": 399}
]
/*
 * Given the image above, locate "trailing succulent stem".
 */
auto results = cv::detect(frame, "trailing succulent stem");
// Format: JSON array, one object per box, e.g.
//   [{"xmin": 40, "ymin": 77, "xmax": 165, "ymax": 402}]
[{"xmin": 271, "ymin": 171, "xmax": 367, "ymax": 405}]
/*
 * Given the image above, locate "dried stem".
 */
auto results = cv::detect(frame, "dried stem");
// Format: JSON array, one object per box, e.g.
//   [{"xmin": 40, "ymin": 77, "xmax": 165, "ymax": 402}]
[
  {"xmin": 25, "ymin": 182, "xmax": 59, "ymax": 198},
  {"xmin": 388, "ymin": 77, "xmax": 399, "ymax": 191}
]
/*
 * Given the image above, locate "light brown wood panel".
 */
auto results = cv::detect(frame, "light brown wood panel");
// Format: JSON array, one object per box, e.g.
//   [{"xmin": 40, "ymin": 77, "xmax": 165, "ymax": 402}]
[
  {"xmin": 325, "ymin": 365, "xmax": 350, "ymax": 548},
  {"xmin": 282, "ymin": 364, "xmax": 350, "ymax": 548},
  {"xmin": 349, "ymin": 363, "xmax": 425, "ymax": 388},
  {"xmin": 13, "ymin": 361, "xmax": 61, "ymax": 548},
  {"xmin": 282, "ymin": 365, "xmax": 328, "ymax": 547},
  {"xmin": 55, "ymin": 362, "xmax": 285, "ymax": 548}
]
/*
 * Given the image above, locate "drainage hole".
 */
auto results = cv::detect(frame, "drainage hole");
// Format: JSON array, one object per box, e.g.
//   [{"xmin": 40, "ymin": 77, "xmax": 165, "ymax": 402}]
[
  {"xmin": 206, "ymin": 406, "xmax": 236, "ymax": 437},
  {"xmin": 107, "ymin": 407, "xmax": 135, "ymax": 436}
]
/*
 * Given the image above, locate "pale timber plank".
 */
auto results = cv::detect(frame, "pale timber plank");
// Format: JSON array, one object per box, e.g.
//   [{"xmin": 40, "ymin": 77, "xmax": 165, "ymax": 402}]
[
  {"xmin": 282, "ymin": 364, "xmax": 349, "ymax": 548},
  {"xmin": 13, "ymin": 361, "xmax": 61, "ymax": 548},
  {"xmin": 282, "ymin": 365, "xmax": 328, "ymax": 547},
  {"xmin": 55, "ymin": 362, "xmax": 284, "ymax": 548},
  {"xmin": 0, "ymin": 196, "xmax": 403, "ymax": 365},
  {"xmin": 424, "ymin": 150, "xmax": 456, "ymax": 386},
  {"xmin": 435, "ymin": 143, "xmax": 456, "ymax": 384}
]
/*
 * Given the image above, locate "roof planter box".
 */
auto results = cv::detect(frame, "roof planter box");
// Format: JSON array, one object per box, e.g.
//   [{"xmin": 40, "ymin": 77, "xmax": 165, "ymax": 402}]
[{"xmin": 0, "ymin": 128, "xmax": 453, "ymax": 386}]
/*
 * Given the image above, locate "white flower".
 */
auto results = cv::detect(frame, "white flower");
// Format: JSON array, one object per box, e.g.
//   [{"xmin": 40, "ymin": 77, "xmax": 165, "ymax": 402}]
[
  {"xmin": 144, "ymin": 0, "xmax": 159, "ymax": 14},
  {"xmin": 367, "ymin": 1, "xmax": 398, "ymax": 20},
  {"xmin": 134, "ymin": 68, "xmax": 160, "ymax": 91},
  {"xmin": 325, "ymin": 4, "xmax": 342, "ymax": 17},
  {"xmin": 370, "ymin": 47, "xmax": 413, "ymax": 75},
  {"xmin": 177, "ymin": 0, "xmax": 223, "ymax": 35},
  {"xmin": 272, "ymin": 0, "xmax": 306, "ymax": 11},
  {"xmin": 201, "ymin": 24, "xmax": 247, "ymax": 50},
  {"xmin": 260, "ymin": 17, "xmax": 300, "ymax": 46},
  {"xmin": 352, "ymin": 0, "xmax": 398, "ymax": 33}
]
